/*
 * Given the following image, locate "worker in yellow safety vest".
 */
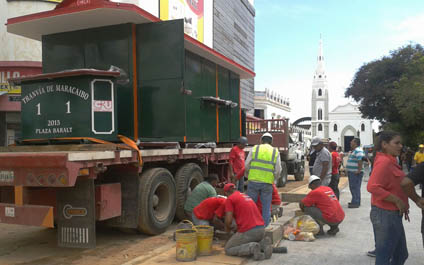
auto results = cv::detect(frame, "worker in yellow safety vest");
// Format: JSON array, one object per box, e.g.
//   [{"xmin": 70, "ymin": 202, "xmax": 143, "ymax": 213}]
[{"xmin": 245, "ymin": 132, "xmax": 282, "ymax": 226}]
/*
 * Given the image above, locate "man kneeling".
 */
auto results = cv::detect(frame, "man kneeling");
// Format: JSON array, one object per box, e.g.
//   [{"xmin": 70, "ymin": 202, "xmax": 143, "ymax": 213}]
[
  {"xmin": 299, "ymin": 175, "xmax": 345, "ymax": 236},
  {"xmin": 223, "ymin": 183, "xmax": 272, "ymax": 261}
]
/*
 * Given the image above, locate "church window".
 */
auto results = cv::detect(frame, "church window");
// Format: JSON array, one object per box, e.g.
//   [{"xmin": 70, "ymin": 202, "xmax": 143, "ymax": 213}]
[
  {"xmin": 318, "ymin": 89, "xmax": 322, "ymax": 96},
  {"xmin": 361, "ymin": 123, "xmax": 365, "ymax": 131},
  {"xmin": 334, "ymin": 124, "xmax": 338, "ymax": 132},
  {"xmin": 319, "ymin": 75, "xmax": 322, "ymax": 78},
  {"xmin": 318, "ymin": 109, "xmax": 322, "ymax": 120},
  {"xmin": 318, "ymin": 124, "xmax": 323, "ymax": 131}
]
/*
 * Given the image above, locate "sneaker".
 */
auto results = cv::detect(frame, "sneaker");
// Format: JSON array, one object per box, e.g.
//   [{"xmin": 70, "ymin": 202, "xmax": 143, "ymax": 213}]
[
  {"xmin": 348, "ymin": 203, "xmax": 360, "ymax": 208},
  {"xmin": 251, "ymin": 243, "xmax": 264, "ymax": 261},
  {"xmin": 327, "ymin": 227, "xmax": 339, "ymax": 236},
  {"xmin": 367, "ymin": 250, "xmax": 376, "ymax": 257}
]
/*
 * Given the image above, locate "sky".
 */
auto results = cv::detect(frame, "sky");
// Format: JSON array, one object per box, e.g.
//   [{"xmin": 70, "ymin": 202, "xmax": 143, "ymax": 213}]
[{"xmin": 254, "ymin": 0, "xmax": 424, "ymax": 122}]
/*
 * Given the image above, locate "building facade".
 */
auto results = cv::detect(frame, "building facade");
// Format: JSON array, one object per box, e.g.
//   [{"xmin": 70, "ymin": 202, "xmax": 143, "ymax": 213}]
[
  {"xmin": 328, "ymin": 103, "xmax": 373, "ymax": 151},
  {"xmin": 311, "ymin": 38, "xmax": 329, "ymax": 138},
  {"xmin": 310, "ymin": 37, "xmax": 373, "ymax": 151},
  {"xmin": 213, "ymin": 0, "xmax": 255, "ymax": 110},
  {"xmin": 251, "ymin": 88, "xmax": 291, "ymax": 120}
]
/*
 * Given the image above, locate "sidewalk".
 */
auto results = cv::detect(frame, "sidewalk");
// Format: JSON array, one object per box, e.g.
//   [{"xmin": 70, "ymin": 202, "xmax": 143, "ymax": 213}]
[{"xmin": 248, "ymin": 179, "xmax": 424, "ymax": 265}]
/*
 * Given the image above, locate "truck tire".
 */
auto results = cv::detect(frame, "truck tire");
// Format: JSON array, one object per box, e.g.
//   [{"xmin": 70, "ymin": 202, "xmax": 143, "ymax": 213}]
[
  {"xmin": 138, "ymin": 168, "xmax": 176, "ymax": 235},
  {"xmin": 294, "ymin": 162, "xmax": 305, "ymax": 181},
  {"xmin": 276, "ymin": 161, "xmax": 288, "ymax": 187},
  {"xmin": 175, "ymin": 163, "xmax": 204, "ymax": 220}
]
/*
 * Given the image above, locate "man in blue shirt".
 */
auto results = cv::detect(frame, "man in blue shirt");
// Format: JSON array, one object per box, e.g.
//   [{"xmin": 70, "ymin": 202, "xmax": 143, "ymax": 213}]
[{"xmin": 346, "ymin": 138, "xmax": 364, "ymax": 208}]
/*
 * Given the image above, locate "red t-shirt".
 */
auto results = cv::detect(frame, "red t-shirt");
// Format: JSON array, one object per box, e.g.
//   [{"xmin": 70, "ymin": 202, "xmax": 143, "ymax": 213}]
[
  {"xmin": 229, "ymin": 146, "xmax": 246, "ymax": 180},
  {"xmin": 194, "ymin": 197, "xmax": 226, "ymax": 220},
  {"xmin": 367, "ymin": 152, "xmax": 409, "ymax": 211},
  {"xmin": 225, "ymin": 191, "xmax": 264, "ymax": 232},
  {"xmin": 331, "ymin": 151, "xmax": 340, "ymax": 174},
  {"xmin": 301, "ymin": 186, "xmax": 345, "ymax": 223},
  {"xmin": 256, "ymin": 184, "xmax": 281, "ymax": 213}
]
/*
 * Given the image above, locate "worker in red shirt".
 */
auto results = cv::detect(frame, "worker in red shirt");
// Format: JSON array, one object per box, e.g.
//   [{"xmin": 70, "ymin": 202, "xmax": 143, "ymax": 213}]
[
  {"xmin": 328, "ymin": 141, "xmax": 341, "ymax": 200},
  {"xmin": 299, "ymin": 175, "xmax": 345, "ymax": 236},
  {"xmin": 256, "ymin": 184, "xmax": 282, "ymax": 221},
  {"xmin": 229, "ymin": 137, "xmax": 248, "ymax": 192},
  {"xmin": 192, "ymin": 196, "xmax": 226, "ymax": 230},
  {"xmin": 223, "ymin": 183, "xmax": 272, "ymax": 261}
]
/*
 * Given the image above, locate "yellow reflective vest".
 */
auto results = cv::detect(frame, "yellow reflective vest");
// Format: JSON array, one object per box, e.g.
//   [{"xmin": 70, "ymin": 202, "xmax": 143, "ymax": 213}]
[{"xmin": 248, "ymin": 144, "xmax": 278, "ymax": 184}]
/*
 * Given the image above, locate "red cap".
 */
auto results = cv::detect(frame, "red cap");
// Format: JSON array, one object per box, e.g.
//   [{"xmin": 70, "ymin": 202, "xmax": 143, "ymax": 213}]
[{"xmin": 223, "ymin": 183, "xmax": 236, "ymax": 192}]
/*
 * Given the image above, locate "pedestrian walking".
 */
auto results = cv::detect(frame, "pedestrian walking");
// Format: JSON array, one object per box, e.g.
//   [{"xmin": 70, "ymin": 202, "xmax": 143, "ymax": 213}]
[
  {"xmin": 223, "ymin": 184, "xmax": 272, "ymax": 261},
  {"xmin": 311, "ymin": 136, "xmax": 332, "ymax": 186},
  {"xmin": 245, "ymin": 132, "xmax": 281, "ymax": 227},
  {"xmin": 299, "ymin": 175, "xmax": 345, "ymax": 236},
  {"xmin": 401, "ymin": 162, "xmax": 424, "ymax": 248},
  {"xmin": 229, "ymin": 136, "xmax": 248, "ymax": 192},
  {"xmin": 367, "ymin": 131, "xmax": 409, "ymax": 265},
  {"xmin": 329, "ymin": 141, "xmax": 341, "ymax": 200},
  {"xmin": 346, "ymin": 138, "xmax": 364, "ymax": 208}
]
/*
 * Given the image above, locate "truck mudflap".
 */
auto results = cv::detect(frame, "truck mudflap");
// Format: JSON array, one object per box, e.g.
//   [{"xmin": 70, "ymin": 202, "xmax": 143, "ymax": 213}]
[
  {"xmin": 57, "ymin": 178, "xmax": 96, "ymax": 248},
  {"xmin": 0, "ymin": 203, "xmax": 53, "ymax": 227}
]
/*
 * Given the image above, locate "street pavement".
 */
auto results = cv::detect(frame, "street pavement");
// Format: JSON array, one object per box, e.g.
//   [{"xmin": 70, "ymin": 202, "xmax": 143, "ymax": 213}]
[{"xmin": 248, "ymin": 177, "xmax": 424, "ymax": 265}]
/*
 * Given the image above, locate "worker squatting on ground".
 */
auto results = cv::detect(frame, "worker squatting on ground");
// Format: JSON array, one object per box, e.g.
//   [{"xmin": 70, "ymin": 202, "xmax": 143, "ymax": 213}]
[
  {"xmin": 184, "ymin": 174, "xmax": 219, "ymax": 221},
  {"xmin": 229, "ymin": 136, "xmax": 248, "ymax": 192},
  {"xmin": 245, "ymin": 132, "xmax": 282, "ymax": 227},
  {"xmin": 223, "ymin": 183, "xmax": 272, "ymax": 261},
  {"xmin": 192, "ymin": 196, "xmax": 226, "ymax": 230},
  {"xmin": 299, "ymin": 175, "xmax": 345, "ymax": 236}
]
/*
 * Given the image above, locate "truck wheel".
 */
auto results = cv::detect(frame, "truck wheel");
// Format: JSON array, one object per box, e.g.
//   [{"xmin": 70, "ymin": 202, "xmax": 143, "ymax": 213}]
[
  {"xmin": 138, "ymin": 168, "xmax": 176, "ymax": 235},
  {"xmin": 175, "ymin": 163, "xmax": 204, "ymax": 220},
  {"xmin": 294, "ymin": 162, "xmax": 305, "ymax": 181},
  {"xmin": 276, "ymin": 161, "xmax": 288, "ymax": 187}
]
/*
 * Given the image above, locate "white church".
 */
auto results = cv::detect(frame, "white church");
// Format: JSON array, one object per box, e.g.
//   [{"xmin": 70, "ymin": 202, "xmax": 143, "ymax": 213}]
[{"xmin": 311, "ymin": 38, "xmax": 373, "ymax": 151}]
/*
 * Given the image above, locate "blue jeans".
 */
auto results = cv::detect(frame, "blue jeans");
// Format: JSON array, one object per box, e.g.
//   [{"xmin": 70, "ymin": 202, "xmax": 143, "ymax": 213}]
[
  {"xmin": 370, "ymin": 206, "xmax": 408, "ymax": 265},
  {"xmin": 236, "ymin": 176, "xmax": 245, "ymax": 192},
  {"xmin": 347, "ymin": 171, "xmax": 363, "ymax": 205},
  {"xmin": 246, "ymin": 181, "xmax": 273, "ymax": 227}
]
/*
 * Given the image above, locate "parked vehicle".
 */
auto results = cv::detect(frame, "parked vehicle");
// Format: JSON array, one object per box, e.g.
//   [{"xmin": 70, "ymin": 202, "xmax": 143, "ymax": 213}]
[
  {"xmin": 245, "ymin": 119, "xmax": 305, "ymax": 187},
  {"xmin": 0, "ymin": 0, "xmax": 254, "ymax": 248}
]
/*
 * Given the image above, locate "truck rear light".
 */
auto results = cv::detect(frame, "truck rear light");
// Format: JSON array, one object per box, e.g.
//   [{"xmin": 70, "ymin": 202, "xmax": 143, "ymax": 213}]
[
  {"xmin": 58, "ymin": 175, "xmax": 67, "ymax": 185},
  {"xmin": 78, "ymin": 168, "xmax": 89, "ymax": 176},
  {"xmin": 48, "ymin": 174, "xmax": 56, "ymax": 185}
]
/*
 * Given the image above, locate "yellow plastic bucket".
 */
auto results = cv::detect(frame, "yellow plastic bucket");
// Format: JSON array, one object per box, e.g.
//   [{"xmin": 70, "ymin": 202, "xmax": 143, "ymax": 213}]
[
  {"xmin": 175, "ymin": 228, "xmax": 197, "ymax": 262},
  {"xmin": 195, "ymin": 225, "xmax": 214, "ymax": 256}
]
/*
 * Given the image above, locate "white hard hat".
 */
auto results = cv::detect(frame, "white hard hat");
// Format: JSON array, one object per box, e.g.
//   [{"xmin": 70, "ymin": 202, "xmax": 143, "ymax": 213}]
[
  {"xmin": 308, "ymin": 175, "xmax": 321, "ymax": 184},
  {"xmin": 261, "ymin": 132, "xmax": 273, "ymax": 139}
]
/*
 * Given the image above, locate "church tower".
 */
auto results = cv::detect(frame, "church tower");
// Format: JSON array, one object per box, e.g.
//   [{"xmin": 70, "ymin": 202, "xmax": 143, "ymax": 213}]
[{"xmin": 311, "ymin": 36, "xmax": 329, "ymax": 138}]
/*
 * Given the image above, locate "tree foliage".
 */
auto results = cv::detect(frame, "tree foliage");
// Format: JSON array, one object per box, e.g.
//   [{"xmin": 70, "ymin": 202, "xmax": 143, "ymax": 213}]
[{"xmin": 345, "ymin": 44, "xmax": 424, "ymax": 147}]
